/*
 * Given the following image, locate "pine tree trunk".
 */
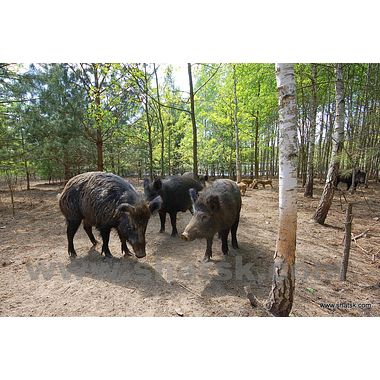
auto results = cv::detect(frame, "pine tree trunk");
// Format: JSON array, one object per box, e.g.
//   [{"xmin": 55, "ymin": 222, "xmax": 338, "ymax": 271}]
[
  {"xmin": 254, "ymin": 114, "xmax": 259, "ymax": 179},
  {"xmin": 153, "ymin": 63, "xmax": 165, "ymax": 177},
  {"xmin": 313, "ymin": 63, "xmax": 345, "ymax": 225},
  {"xmin": 143, "ymin": 64, "xmax": 153, "ymax": 181},
  {"xmin": 94, "ymin": 68, "xmax": 104, "ymax": 172},
  {"xmin": 96, "ymin": 137, "xmax": 103, "ymax": 172},
  {"xmin": 233, "ymin": 65, "xmax": 241, "ymax": 182},
  {"xmin": 188, "ymin": 63, "xmax": 198, "ymax": 179},
  {"xmin": 265, "ymin": 63, "xmax": 298, "ymax": 317}
]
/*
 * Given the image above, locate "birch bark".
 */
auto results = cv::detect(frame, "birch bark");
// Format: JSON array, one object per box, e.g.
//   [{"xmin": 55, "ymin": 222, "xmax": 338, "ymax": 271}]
[
  {"xmin": 265, "ymin": 63, "xmax": 298, "ymax": 317},
  {"xmin": 312, "ymin": 63, "xmax": 345, "ymax": 224}
]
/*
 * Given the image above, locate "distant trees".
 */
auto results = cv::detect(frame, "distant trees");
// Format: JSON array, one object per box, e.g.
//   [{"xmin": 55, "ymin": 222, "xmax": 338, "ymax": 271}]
[
  {"xmin": 1, "ymin": 62, "xmax": 379, "ymax": 186},
  {"xmin": 63, "ymin": 63, "xmax": 143, "ymax": 172},
  {"xmin": 192, "ymin": 63, "xmax": 278, "ymax": 179},
  {"xmin": 296, "ymin": 63, "xmax": 379, "ymax": 186}
]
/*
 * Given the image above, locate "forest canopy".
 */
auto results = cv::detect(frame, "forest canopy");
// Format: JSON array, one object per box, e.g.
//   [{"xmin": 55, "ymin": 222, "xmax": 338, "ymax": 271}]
[{"xmin": 1, "ymin": 63, "xmax": 379, "ymax": 185}]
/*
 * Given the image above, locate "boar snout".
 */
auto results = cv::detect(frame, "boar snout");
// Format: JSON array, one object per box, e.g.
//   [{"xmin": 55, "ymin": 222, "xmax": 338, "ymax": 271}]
[
  {"xmin": 181, "ymin": 232, "xmax": 191, "ymax": 242},
  {"xmin": 133, "ymin": 243, "xmax": 147, "ymax": 258}
]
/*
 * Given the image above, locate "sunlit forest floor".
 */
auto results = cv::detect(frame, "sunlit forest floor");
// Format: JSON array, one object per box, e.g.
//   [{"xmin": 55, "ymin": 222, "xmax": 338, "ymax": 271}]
[{"xmin": 1, "ymin": 177, "xmax": 379, "ymax": 317}]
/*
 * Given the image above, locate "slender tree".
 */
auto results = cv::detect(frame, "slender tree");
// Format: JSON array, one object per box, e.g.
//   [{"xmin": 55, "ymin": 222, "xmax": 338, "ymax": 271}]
[
  {"xmin": 265, "ymin": 63, "xmax": 298, "ymax": 317},
  {"xmin": 304, "ymin": 63, "xmax": 318, "ymax": 197},
  {"xmin": 313, "ymin": 63, "xmax": 345, "ymax": 225},
  {"xmin": 188, "ymin": 63, "xmax": 198, "ymax": 178},
  {"xmin": 153, "ymin": 63, "xmax": 165, "ymax": 177},
  {"xmin": 143, "ymin": 64, "xmax": 154, "ymax": 181},
  {"xmin": 233, "ymin": 64, "xmax": 241, "ymax": 182}
]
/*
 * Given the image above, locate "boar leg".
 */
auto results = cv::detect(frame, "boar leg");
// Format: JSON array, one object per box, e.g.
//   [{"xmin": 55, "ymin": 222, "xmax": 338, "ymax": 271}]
[
  {"xmin": 117, "ymin": 230, "xmax": 132, "ymax": 256},
  {"xmin": 66, "ymin": 219, "xmax": 81, "ymax": 257},
  {"xmin": 220, "ymin": 229, "xmax": 229, "ymax": 255},
  {"xmin": 169, "ymin": 211, "xmax": 178, "ymax": 237},
  {"xmin": 100, "ymin": 227, "xmax": 113, "ymax": 258},
  {"xmin": 121, "ymin": 241, "xmax": 132, "ymax": 256},
  {"xmin": 203, "ymin": 238, "xmax": 213, "ymax": 262},
  {"xmin": 83, "ymin": 219, "xmax": 98, "ymax": 246},
  {"xmin": 231, "ymin": 216, "xmax": 239, "ymax": 249},
  {"xmin": 159, "ymin": 211, "xmax": 166, "ymax": 233}
]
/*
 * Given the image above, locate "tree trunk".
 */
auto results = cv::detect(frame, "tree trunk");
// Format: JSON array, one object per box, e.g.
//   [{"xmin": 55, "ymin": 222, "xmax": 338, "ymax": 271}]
[
  {"xmin": 188, "ymin": 63, "xmax": 198, "ymax": 179},
  {"xmin": 94, "ymin": 67, "xmax": 104, "ymax": 172},
  {"xmin": 265, "ymin": 63, "xmax": 298, "ymax": 317},
  {"xmin": 339, "ymin": 203, "xmax": 353, "ymax": 281},
  {"xmin": 304, "ymin": 63, "xmax": 318, "ymax": 197},
  {"xmin": 144, "ymin": 64, "xmax": 153, "ymax": 181},
  {"xmin": 254, "ymin": 113, "xmax": 259, "ymax": 179},
  {"xmin": 313, "ymin": 63, "xmax": 345, "ymax": 225},
  {"xmin": 96, "ymin": 135, "xmax": 103, "ymax": 172},
  {"xmin": 154, "ymin": 63, "xmax": 165, "ymax": 177},
  {"xmin": 233, "ymin": 65, "xmax": 241, "ymax": 182},
  {"xmin": 21, "ymin": 130, "xmax": 30, "ymax": 190}
]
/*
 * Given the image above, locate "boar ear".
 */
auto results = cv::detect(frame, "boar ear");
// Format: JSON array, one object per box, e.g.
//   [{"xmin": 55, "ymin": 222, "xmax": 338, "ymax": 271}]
[
  {"xmin": 118, "ymin": 203, "xmax": 135, "ymax": 215},
  {"xmin": 209, "ymin": 195, "xmax": 220, "ymax": 213},
  {"xmin": 149, "ymin": 195, "xmax": 162, "ymax": 215},
  {"xmin": 143, "ymin": 179, "xmax": 150, "ymax": 189},
  {"xmin": 153, "ymin": 178, "xmax": 162, "ymax": 191},
  {"xmin": 189, "ymin": 188, "xmax": 198, "ymax": 205}
]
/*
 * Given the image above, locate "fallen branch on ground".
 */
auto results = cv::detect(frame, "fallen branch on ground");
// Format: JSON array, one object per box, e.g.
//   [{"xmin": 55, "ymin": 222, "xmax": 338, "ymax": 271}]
[
  {"xmin": 176, "ymin": 282, "xmax": 205, "ymax": 299},
  {"xmin": 351, "ymin": 229, "xmax": 370, "ymax": 241}
]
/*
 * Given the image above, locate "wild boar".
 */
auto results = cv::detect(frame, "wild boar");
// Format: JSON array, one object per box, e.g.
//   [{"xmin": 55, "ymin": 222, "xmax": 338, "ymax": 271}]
[
  {"xmin": 181, "ymin": 179, "xmax": 241, "ymax": 262},
  {"xmin": 336, "ymin": 170, "xmax": 366, "ymax": 191},
  {"xmin": 144, "ymin": 176, "xmax": 203, "ymax": 237},
  {"xmin": 59, "ymin": 172, "xmax": 161, "ymax": 258}
]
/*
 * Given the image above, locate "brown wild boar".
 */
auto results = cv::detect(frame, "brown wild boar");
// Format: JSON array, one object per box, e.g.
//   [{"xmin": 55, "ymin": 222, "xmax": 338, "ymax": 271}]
[
  {"xmin": 241, "ymin": 178, "xmax": 253, "ymax": 187},
  {"xmin": 257, "ymin": 179, "xmax": 273, "ymax": 188},
  {"xmin": 237, "ymin": 182, "xmax": 247, "ymax": 196}
]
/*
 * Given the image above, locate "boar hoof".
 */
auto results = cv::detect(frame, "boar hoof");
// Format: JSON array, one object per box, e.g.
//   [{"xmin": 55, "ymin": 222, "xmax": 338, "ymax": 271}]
[
  {"xmin": 202, "ymin": 255, "xmax": 211, "ymax": 263},
  {"xmin": 69, "ymin": 251, "xmax": 77, "ymax": 258},
  {"xmin": 102, "ymin": 251, "xmax": 113, "ymax": 258}
]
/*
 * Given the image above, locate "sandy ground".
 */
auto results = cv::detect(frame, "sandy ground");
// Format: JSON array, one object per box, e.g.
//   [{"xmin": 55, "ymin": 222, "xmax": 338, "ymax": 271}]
[{"xmin": 1, "ymin": 177, "xmax": 379, "ymax": 317}]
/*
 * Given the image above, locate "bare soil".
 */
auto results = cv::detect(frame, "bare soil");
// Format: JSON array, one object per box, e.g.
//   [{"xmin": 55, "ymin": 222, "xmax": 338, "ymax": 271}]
[{"xmin": 1, "ymin": 177, "xmax": 379, "ymax": 317}]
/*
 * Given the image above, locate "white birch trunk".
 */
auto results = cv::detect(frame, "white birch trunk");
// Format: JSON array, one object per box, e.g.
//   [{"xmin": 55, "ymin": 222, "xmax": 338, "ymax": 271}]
[
  {"xmin": 265, "ymin": 63, "xmax": 298, "ymax": 317},
  {"xmin": 312, "ymin": 63, "xmax": 345, "ymax": 224}
]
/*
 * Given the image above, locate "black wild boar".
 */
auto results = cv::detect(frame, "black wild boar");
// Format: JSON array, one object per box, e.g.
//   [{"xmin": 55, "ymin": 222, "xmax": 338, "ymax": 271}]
[
  {"xmin": 143, "ymin": 176, "xmax": 204, "ymax": 237},
  {"xmin": 182, "ymin": 172, "xmax": 209, "ymax": 187},
  {"xmin": 59, "ymin": 172, "xmax": 161, "ymax": 258},
  {"xmin": 181, "ymin": 179, "xmax": 242, "ymax": 262},
  {"xmin": 336, "ymin": 170, "xmax": 366, "ymax": 191}
]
